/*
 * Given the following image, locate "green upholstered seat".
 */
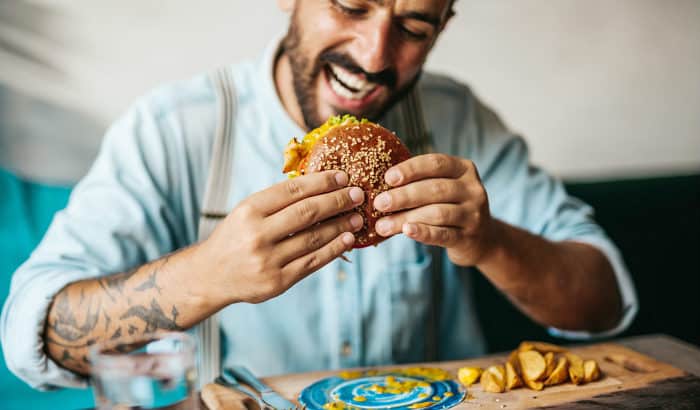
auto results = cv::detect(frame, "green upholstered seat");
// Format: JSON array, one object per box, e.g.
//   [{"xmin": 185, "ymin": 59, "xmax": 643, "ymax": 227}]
[{"xmin": 473, "ymin": 173, "xmax": 700, "ymax": 351}]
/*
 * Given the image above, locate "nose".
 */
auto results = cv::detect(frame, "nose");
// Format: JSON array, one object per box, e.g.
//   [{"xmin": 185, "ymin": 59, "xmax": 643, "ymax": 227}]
[{"xmin": 355, "ymin": 15, "xmax": 393, "ymax": 74}]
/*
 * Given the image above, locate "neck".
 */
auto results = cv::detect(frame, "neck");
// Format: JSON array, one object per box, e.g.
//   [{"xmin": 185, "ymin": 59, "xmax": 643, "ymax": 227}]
[{"xmin": 274, "ymin": 51, "xmax": 307, "ymax": 131}]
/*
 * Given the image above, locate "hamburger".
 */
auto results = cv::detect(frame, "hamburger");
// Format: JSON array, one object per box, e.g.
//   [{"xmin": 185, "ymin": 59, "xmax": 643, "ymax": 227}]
[{"xmin": 283, "ymin": 115, "xmax": 411, "ymax": 248}]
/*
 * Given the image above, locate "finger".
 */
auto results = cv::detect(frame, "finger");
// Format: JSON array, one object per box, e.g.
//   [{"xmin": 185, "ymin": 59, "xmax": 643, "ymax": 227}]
[
  {"xmin": 402, "ymin": 222, "xmax": 462, "ymax": 247},
  {"xmin": 251, "ymin": 170, "xmax": 349, "ymax": 216},
  {"xmin": 275, "ymin": 213, "xmax": 364, "ymax": 266},
  {"xmin": 281, "ymin": 231, "xmax": 355, "ymax": 288},
  {"xmin": 267, "ymin": 186, "xmax": 365, "ymax": 239},
  {"xmin": 384, "ymin": 154, "xmax": 468, "ymax": 187},
  {"xmin": 373, "ymin": 178, "xmax": 466, "ymax": 213},
  {"xmin": 374, "ymin": 204, "xmax": 466, "ymax": 237}
]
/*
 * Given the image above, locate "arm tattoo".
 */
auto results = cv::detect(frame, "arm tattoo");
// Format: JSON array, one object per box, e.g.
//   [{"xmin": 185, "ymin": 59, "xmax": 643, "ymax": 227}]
[
  {"xmin": 103, "ymin": 311, "xmax": 111, "ymax": 332},
  {"xmin": 134, "ymin": 270, "xmax": 162, "ymax": 294},
  {"xmin": 98, "ymin": 267, "xmax": 139, "ymax": 302},
  {"xmin": 48, "ymin": 291, "xmax": 100, "ymax": 342},
  {"xmin": 120, "ymin": 298, "xmax": 183, "ymax": 333},
  {"xmin": 61, "ymin": 349, "xmax": 74, "ymax": 362},
  {"xmin": 110, "ymin": 327, "xmax": 122, "ymax": 340},
  {"xmin": 133, "ymin": 254, "xmax": 170, "ymax": 293},
  {"xmin": 171, "ymin": 306, "xmax": 179, "ymax": 323},
  {"xmin": 97, "ymin": 279, "xmax": 117, "ymax": 303},
  {"xmin": 46, "ymin": 336, "xmax": 97, "ymax": 349},
  {"xmin": 46, "ymin": 253, "xmax": 185, "ymax": 372}
]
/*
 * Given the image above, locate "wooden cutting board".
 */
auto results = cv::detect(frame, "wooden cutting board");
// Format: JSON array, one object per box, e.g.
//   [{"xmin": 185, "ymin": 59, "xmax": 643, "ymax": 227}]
[{"xmin": 256, "ymin": 342, "xmax": 700, "ymax": 409}]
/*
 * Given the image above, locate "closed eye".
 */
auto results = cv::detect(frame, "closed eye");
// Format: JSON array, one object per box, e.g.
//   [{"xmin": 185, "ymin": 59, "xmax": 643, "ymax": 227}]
[
  {"xmin": 331, "ymin": 0, "xmax": 367, "ymax": 17},
  {"xmin": 398, "ymin": 24, "xmax": 429, "ymax": 41}
]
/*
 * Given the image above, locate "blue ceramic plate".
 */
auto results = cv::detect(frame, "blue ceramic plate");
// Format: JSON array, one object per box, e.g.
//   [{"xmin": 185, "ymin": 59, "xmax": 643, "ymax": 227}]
[{"xmin": 299, "ymin": 368, "xmax": 465, "ymax": 410}]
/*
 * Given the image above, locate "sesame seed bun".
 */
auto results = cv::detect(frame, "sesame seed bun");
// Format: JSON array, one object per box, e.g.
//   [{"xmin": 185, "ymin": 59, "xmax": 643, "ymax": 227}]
[{"xmin": 283, "ymin": 117, "xmax": 411, "ymax": 248}]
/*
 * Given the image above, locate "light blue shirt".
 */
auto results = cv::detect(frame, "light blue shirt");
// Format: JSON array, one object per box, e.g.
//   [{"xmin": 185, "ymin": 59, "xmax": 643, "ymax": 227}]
[{"xmin": 1, "ymin": 39, "xmax": 637, "ymax": 390}]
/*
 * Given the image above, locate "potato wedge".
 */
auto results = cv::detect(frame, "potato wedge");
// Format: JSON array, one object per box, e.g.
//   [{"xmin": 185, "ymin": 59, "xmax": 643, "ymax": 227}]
[
  {"xmin": 544, "ymin": 357, "xmax": 569, "ymax": 386},
  {"xmin": 518, "ymin": 341, "xmax": 566, "ymax": 354},
  {"xmin": 566, "ymin": 353, "xmax": 585, "ymax": 385},
  {"xmin": 518, "ymin": 350, "xmax": 547, "ymax": 381},
  {"xmin": 584, "ymin": 360, "xmax": 601, "ymax": 383},
  {"xmin": 507, "ymin": 349, "xmax": 520, "ymax": 370},
  {"xmin": 543, "ymin": 352, "xmax": 556, "ymax": 379},
  {"xmin": 505, "ymin": 362, "xmax": 523, "ymax": 390},
  {"xmin": 458, "ymin": 366, "xmax": 482, "ymax": 387},
  {"xmin": 480, "ymin": 365, "xmax": 506, "ymax": 393},
  {"xmin": 523, "ymin": 377, "xmax": 544, "ymax": 391},
  {"xmin": 488, "ymin": 365, "xmax": 506, "ymax": 383}
]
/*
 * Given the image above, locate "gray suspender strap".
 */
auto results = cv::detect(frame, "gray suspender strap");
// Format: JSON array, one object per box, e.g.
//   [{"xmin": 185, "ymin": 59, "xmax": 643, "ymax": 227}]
[
  {"xmin": 195, "ymin": 67, "xmax": 237, "ymax": 387},
  {"xmin": 399, "ymin": 87, "xmax": 442, "ymax": 362}
]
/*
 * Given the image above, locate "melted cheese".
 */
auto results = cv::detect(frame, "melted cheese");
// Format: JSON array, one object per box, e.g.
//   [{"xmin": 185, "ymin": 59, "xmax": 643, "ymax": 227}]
[{"xmin": 283, "ymin": 114, "xmax": 370, "ymax": 177}]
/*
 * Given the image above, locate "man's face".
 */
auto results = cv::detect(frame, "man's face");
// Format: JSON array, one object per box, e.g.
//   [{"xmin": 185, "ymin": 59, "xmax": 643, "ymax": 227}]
[{"xmin": 281, "ymin": 0, "xmax": 452, "ymax": 129}]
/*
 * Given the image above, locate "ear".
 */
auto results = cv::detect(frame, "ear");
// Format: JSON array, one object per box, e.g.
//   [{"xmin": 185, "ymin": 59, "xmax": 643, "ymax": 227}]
[
  {"xmin": 277, "ymin": 0, "xmax": 296, "ymax": 12},
  {"xmin": 438, "ymin": 8, "xmax": 455, "ymax": 34}
]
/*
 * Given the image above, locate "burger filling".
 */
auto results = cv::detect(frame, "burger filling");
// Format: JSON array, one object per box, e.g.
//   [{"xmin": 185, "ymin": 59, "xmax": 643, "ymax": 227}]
[{"xmin": 283, "ymin": 114, "xmax": 369, "ymax": 177}]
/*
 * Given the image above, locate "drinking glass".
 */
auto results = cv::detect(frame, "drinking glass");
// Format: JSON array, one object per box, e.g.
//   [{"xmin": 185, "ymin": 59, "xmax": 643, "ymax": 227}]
[{"xmin": 89, "ymin": 332, "xmax": 199, "ymax": 410}]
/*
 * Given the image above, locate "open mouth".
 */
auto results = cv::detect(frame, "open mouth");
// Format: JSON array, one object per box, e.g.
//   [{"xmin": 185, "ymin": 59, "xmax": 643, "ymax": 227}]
[{"xmin": 325, "ymin": 63, "xmax": 379, "ymax": 101}]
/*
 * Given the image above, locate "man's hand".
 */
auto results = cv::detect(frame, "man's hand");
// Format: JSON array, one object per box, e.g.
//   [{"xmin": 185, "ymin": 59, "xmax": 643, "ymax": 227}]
[
  {"xmin": 198, "ymin": 170, "xmax": 364, "ymax": 305},
  {"xmin": 42, "ymin": 170, "xmax": 363, "ymax": 375},
  {"xmin": 372, "ymin": 154, "xmax": 493, "ymax": 267},
  {"xmin": 373, "ymin": 154, "xmax": 623, "ymax": 332}
]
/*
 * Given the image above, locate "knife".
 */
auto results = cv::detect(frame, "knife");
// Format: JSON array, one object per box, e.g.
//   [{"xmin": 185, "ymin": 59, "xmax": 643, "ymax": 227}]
[
  {"xmin": 216, "ymin": 371, "xmax": 270, "ymax": 410},
  {"xmin": 227, "ymin": 366, "xmax": 298, "ymax": 410}
]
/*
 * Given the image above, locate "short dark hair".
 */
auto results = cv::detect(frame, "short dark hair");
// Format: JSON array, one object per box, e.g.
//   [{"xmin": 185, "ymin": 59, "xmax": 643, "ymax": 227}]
[{"xmin": 448, "ymin": 0, "xmax": 457, "ymax": 18}]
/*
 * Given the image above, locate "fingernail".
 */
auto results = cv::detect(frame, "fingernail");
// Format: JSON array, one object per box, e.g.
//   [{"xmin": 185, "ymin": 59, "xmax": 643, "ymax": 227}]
[
  {"xmin": 349, "ymin": 187, "xmax": 364, "ymax": 204},
  {"xmin": 341, "ymin": 232, "xmax": 355, "ymax": 246},
  {"xmin": 335, "ymin": 172, "xmax": 348, "ymax": 186},
  {"xmin": 350, "ymin": 214, "xmax": 364, "ymax": 230},
  {"xmin": 403, "ymin": 223, "xmax": 417, "ymax": 236},
  {"xmin": 375, "ymin": 219, "xmax": 394, "ymax": 235},
  {"xmin": 374, "ymin": 193, "xmax": 390, "ymax": 211},
  {"xmin": 385, "ymin": 170, "xmax": 400, "ymax": 186}
]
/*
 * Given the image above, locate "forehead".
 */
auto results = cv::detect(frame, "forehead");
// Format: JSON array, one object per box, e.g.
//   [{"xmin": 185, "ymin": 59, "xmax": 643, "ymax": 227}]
[{"xmin": 375, "ymin": 0, "xmax": 451, "ymax": 13}]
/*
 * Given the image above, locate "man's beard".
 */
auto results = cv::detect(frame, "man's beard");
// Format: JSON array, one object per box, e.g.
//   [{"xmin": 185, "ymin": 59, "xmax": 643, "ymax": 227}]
[{"xmin": 281, "ymin": 13, "xmax": 421, "ymax": 130}]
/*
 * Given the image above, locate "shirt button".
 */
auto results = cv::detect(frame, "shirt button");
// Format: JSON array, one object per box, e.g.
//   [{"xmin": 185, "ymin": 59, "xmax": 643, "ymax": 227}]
[
  {"xmin": 337, "ymin": 269, "xmax": 347, "ymax": 282},
  {"xmin": 341, "ymin": 341, "xmax": 352, "ymax": 357}
]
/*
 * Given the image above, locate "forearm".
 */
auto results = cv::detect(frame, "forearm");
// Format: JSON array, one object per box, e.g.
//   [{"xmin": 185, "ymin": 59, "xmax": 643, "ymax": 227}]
[
  {"xmin": 476, "ymin": 219, "xmax": 622, "ymax": 332},
  {"xmin": 43, "ymin": 244, "xmax": 219, "ymax": 375}
]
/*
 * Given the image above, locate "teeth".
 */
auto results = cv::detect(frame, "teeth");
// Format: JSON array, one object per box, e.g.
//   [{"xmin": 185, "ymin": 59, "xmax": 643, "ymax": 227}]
[
  {"xmin": 330, "ymin": 64, "xmax": 375, "ymax": 91},
  {"xmin": 330, "ymin": 74, "xmax": 364, "ymax": 100},
  {"xmin": 327, "ymin": 64, "xmax": 377, "ymax": 100},
  {"xmin": 330, "ymin": 64, "xmax": 374, "ymax": 91}
]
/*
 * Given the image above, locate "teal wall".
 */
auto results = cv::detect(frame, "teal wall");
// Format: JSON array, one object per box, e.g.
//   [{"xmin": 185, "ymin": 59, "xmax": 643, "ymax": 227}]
[{"xmin": 0, "ymin": 168, "xmax": 93, "ymax": 410}]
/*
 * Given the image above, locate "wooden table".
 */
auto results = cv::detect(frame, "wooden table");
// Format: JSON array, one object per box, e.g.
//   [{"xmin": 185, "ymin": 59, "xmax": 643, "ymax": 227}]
[
  {"xmin": 615, "ymin": 334, "xmax": 700, "ymax": 376},
  {"xmin": 204, "ymin": 334, "xmax": 700, "ymax": 409}
]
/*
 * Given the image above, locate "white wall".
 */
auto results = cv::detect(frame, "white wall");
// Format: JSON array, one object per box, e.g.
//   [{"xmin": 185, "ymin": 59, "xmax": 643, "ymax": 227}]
[
  {"xmin": 428, "ymin": 0, "xmax": 700, "ymax": 179},
  {"xmin": 2, "ymin": 0, "xmax": 699, "ymax": 180}
]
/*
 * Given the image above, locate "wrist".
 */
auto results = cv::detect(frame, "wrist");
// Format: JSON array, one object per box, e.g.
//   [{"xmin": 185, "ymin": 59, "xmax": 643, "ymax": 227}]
[
  {"xmin": 473, "ymin": 217, "xmax": 507, "ymax": 269},
  {"xmin": 186, "ymin": 241, "xmax": 235, "ymax": 311}
]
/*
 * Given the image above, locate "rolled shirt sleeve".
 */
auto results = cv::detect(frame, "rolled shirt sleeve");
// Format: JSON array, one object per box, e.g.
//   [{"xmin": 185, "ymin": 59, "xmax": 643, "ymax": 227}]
[
  {"xmin": 469, "ymin": 99, "xmax": 638, "ymax": 339},
  {"xmin": 0, "ymin": 93, "xmax": 198, "ymax": 389}
]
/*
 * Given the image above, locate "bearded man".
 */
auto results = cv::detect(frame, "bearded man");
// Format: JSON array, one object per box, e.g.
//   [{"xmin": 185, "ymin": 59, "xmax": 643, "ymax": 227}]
[{"xmin": 2, "ymin": 0, "xmax": 636, "ymax": 390}]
